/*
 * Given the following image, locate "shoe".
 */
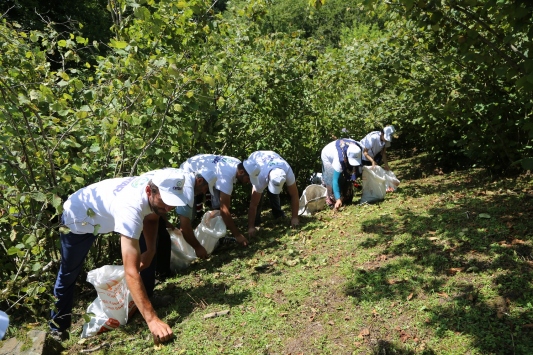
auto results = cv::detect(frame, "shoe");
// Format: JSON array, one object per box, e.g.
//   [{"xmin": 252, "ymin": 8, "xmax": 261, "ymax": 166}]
[
  {"xmin": 220, "ymin": 236, "xmax": 237, "ymax": 244},
  {"xmin": 49, "ymin": 329, "xmax": 69, "ymax": 342}
]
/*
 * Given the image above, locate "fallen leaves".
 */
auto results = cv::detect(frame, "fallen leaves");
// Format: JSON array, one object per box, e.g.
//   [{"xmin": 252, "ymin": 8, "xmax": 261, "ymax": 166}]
[
  {"xmin": 358, "ymin": 328, "xmax": 370, "ymax": 338},
  {"xmin": 447, "ymin": 267, "xmax": 464, "ymax": 275}
]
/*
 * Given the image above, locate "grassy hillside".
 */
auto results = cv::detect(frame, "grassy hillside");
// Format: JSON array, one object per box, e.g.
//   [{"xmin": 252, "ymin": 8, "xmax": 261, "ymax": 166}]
[{"xmin": 8, "ymin": 152, "xmax": 533, "ymax": 354}]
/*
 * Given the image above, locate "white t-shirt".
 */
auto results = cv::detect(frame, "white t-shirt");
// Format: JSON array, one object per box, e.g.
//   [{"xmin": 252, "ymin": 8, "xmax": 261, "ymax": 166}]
[
  {"xmin": 62, "ymin": 169, "xmax": 195, "ymax": 238},
  {"xmin": 180, "ymin": 154, "xmax": 240, "ymax": 195},
  {"xmin": 360, "ymin": 131, "xmax": 386, "ymax": 161},
  {"xmin": 247, "ymin": 151, "xmax": 295, "ymax": 193},
  {"xmin": 62, "ymin": 175, "xmax": 153, "ymax": 239},
  {"xmin": 321, "ymin": 140, "xmax": 344, "ymax": 172}
]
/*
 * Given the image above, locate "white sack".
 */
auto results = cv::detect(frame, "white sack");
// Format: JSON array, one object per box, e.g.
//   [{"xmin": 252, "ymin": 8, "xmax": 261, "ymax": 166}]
[
  {"xmin": 195, "ymin": 211, "xmax": 227, "ymax": 254},
  {"xmin": 361, "ymin": 166, "xmax": 388, "ymax": 203},
  {"xmin": 298, "ymin": 184, "xmax": 328, "ymax": 216},
  {"xmin": 169, "ymin": 228, "xmax": 197, "ymax": 272},
  {"xmin": 384, "ymin": 170, "xmax": 401, "ymax": 192},
  {"xmin": 81, "ymin": 265, "xmax": 136, "ymax": 338},
  {"xmin": 169, "ymin": 211, "xmax": 227, "ymax": 272}
]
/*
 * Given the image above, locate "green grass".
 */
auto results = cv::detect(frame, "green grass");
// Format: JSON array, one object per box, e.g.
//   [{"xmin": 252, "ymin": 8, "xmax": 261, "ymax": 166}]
[{"xmin": 4, "ymin": 153, "xmax": 533, "ymax": 354}]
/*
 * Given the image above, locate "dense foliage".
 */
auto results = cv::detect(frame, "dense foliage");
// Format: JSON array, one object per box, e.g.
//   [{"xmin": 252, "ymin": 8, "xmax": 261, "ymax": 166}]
[{"xmin": 1, "ymin": 0, "xmax": 532, "ymax": 320}]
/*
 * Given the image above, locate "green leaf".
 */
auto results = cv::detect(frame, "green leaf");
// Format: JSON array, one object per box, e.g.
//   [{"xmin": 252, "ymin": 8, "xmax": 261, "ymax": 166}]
[
  {"xmin": 135, "ymin": 7, "xmax": 151, "ymax": 20},
  {"xmin": 86, "ymin": 208, "xmax": 96, "ymax": 217},
  {"xmin": 110, "ymin": 39, "xmax": 129, "ymax": 49},
  {"xmin": 52, "ymin": 195, "xmax": 63, "ymax": 209},
  {"xmin": 7, "ymin": 247, "xmax": 20, "ymax": 256},
  {"xmin": 33, "ymin": 191, "xmax": 47, "ymax": 202},
  {"xmin": 478, "ymin": 213, "xmax": 491, "ymax": 219}
]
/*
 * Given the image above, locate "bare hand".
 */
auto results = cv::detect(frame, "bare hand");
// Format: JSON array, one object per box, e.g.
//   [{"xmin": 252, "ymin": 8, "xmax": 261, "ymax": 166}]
[
  {"xmin": 148, "ymin": 318, "xmax": 173, "ymax": 344},
  {"xmin": 139, "ymin": 251, "xmax": 155, "ymax": 271},
  {"xmin": 290, "ymin": 217, "xmax": 299, "ymax": 228},
  {"xmin": 235, "ymin": 234, "xmax": 248, "ymax": 246},
  {"xmin": 248, "ymin": 227, "xmax": 257, "ymax": 238},
  {"xmin": 194, "ymin": 245, "xmax": 209, "ymax": 259}
]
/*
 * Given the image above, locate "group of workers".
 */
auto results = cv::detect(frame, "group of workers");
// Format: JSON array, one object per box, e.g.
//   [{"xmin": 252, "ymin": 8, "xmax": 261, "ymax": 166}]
[{"xmin": 48, "ymin": 125, "xmax": 395, "ymax": 345}]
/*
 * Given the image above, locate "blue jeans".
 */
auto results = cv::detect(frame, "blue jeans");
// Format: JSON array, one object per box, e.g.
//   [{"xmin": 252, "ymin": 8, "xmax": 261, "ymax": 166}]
[
  {"xmin": 50, "ymin": 229, "xmax": 155, "ymax": 332},
  {"xmin": 254, "ymin": 190, "xmax": 284, "ymax": 226}
]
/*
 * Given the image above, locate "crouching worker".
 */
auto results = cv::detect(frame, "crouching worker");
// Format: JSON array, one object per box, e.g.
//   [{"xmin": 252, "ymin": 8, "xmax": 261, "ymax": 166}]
[
  {"xmin": 360, "ymin": 125, "xmax": 395, "ymax": 170},
  {"xmin": 321, "ymin": 138, "xmax": 363, "ymax": 210},
  {"xmin": 243, "ymin": 151, "xmax": 300, "ymax": 238},
  {"xmin": 146, "ymin": 168, "xmax": 217, "ymax": 279},
  {"xmin": 50, "ymin": 168, "xmax": 214, "ymax": 344},
  {"xmin": 179, "ymin": 154, "xmax": 251, "ymax": 246}
]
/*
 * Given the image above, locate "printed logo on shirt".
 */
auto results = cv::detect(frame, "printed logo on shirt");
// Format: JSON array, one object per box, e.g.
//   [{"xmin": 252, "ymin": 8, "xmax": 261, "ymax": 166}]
[
  {"xmin": 113, "ymin": 177, "xmax": 136, "ymax": 195},
  {"xmin": 130, "ymin": 176, "xmax": 151, "ymax": 189},
  {"xmin": 267, "ymin": 160, "xmax": 284, "ymax": 168},
  {"xmin": 212, "ymin": 156, "xmax": 239, "ymax": 165}
]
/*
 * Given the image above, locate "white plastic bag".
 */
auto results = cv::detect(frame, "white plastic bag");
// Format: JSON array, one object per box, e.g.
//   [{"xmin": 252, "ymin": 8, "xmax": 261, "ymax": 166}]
[
  {"xmin": 361, "ymin": 166, "xmax": 387, "ymax": 203},
  {"xmin": 298, "ymin": 184, "xmax": 328, "ymax": 216},
  {"xmin": 384, "ymin": 170, "xmax": 400, "ymax": 192},
  {"xmin": 195, "ymin": 211, "xmax": 227, "ymax": 254},
  {"xmin": 81, "ymin": 265, "xmax": 136, "ymax": 338},
  {"xmin": 169, "ymin": 228, "xmax": 197, "ymax": 272},
  {"xmin": 361, "ymin": 166, "xmax": 400, "ymax": 203},
  {"xmin": 169, "ymin": 211, "xmax": 227, "ymax": 272}
]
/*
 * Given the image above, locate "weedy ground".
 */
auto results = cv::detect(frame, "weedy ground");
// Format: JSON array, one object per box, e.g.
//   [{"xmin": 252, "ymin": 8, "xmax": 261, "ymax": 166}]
[{"xmin": 8, "ymin": 153, "xmax": 533, "ymax": 354}]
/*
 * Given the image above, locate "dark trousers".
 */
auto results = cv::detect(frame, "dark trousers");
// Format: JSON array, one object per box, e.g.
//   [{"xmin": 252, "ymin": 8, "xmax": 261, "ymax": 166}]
[
  {"xmin": 50, "ymin": 230, "xmax": 156, "ymax": 332},
  {"xmin": 254, "ymin": 190, "xmax": 284, "ymax": 226}
]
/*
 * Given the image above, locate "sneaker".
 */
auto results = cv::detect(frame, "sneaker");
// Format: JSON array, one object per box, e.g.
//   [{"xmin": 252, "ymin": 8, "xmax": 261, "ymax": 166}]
[
  {"xmin": 220, "ymin": 236, "xmax": 237, "ymax": 244},
  {"xmin": 49, "ymin": 329, "xmax": 69, "ymax": 342}
]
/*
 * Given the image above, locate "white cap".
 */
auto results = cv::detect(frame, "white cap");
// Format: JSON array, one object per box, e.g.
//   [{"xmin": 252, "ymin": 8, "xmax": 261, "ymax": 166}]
[
  {"xmin": 383, "ymin": 125, "xmax": 396, "ymax": 142},
  {"xmin": 268, "ymin": 168, "xmax": 286, "ymax": 194},
  {"xmin": 197, "ymin": 168, "xmax": 217, "ymax": 196},
  {"xmin": 0, "ymin": 310, "xmax": 9, "ymax": 340},
  {"xmin": 151, "ymin": 168, "xmax": 189, "ymax": 207},
  {"xmin": 347, "ymin": 144, "xmax": 362, "ymax": 167},
  {"xmin": 243, "ymin": 159, "xmax": 261, "ymax": 187}
]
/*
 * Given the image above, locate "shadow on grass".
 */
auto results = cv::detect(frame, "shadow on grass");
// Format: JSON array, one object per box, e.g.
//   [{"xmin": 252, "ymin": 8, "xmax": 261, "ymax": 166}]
[
  {"xmin": 344, "ymin": 179, "xmax": 533, "ymax": 354},
  {"xmin": 372, "ymin": 340, "xmax": 437, "ymax": 355}
]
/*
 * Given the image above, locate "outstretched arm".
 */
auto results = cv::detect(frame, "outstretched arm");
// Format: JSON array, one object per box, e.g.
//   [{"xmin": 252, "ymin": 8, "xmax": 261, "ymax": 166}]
[
  {"xmin": 286, "ymin": 182, "xmax": 300, "ymax": 227},
  {"xmin": 363, "ymin": 148, "xmax": 376, "ymax": 167},
  {"xmin": 180, "ymin": 215, "xmax": 208, "ymax": 259},
  {"xmin": 219, "ymin": 192, "xmax": 247, "ymax": 246},
  {"xmin": 382, "ymin": 147, "xmax": 389, "ymax": 170},
  {"xmin": 247, "ymin": 188, "xmax": 262, "ymax": 238},
  {"xmin": 121, "ymin": 236, "xmax": 173, "ymax": 344}
]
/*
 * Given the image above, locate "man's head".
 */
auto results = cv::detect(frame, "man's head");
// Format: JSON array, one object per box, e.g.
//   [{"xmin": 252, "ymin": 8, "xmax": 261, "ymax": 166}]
[
  {"xmin": 346, "ymin": 144, "xmax": 362, "ymax": 167},
  {"xmin": 147, "ymin": 168, "xmax": 196, "ymax": 215},
  {"xmin": 236, "ymin": 162, "xmax": 251, "ymax": 184},
  {"xmin": 268, "ymin": 168, "xmax": 286, "ymax": 194},
  {"xmin": 194, "ymin": 169, "xmax": 217, "ymax": 196},
  {"xmin": 381, "ymin": 125, "xmax": 396, "ymax": 143}
]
